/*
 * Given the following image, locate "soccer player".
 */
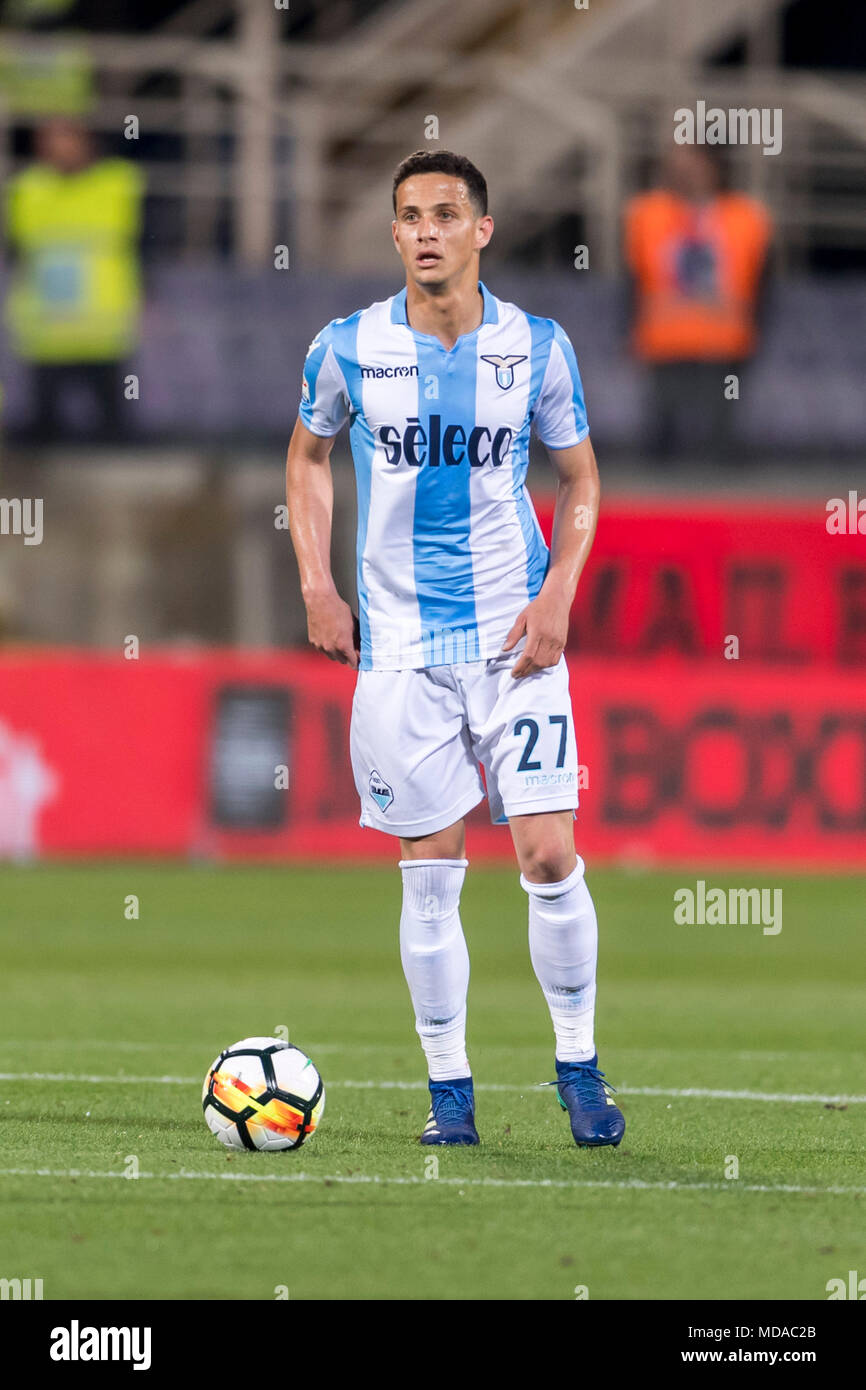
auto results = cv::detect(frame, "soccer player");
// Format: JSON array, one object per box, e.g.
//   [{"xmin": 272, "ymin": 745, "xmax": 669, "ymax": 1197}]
[{"xmin": 286, "ymin": 150, "xmax": 625, "ymax": 1149}]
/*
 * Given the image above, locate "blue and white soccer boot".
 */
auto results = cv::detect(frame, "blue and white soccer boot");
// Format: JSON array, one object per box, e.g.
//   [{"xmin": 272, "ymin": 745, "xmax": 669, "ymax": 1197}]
[
  {"xmin": 420, "ymin": 1076, "xmax": 479, "ymax": 1146},
  {"xmin": 550, "ymin": 1055, "xmax": 625, "ymax": 1148}
]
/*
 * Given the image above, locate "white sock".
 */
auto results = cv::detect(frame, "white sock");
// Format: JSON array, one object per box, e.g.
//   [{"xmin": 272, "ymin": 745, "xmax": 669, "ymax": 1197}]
[
  {"xmin": 398, "ymin": 858, "xmax": 471, "ymax": 1081},
  {"xmin": 521, "ymin": 856, "xmax": 597, "ymax": 1063}
]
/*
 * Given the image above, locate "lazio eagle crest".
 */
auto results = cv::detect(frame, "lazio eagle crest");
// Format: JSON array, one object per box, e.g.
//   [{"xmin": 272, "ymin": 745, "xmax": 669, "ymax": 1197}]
[{"xmin": 480, "ymin": 354, "xmax": 527, "ymax": 390}]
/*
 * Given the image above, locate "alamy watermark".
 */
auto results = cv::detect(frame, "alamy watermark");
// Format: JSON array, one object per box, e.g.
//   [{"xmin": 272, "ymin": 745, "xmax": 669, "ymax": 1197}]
[
  {"xmin": 50, "ymin": 1322, "xmax": 152, "ymax": 1370},
  {"xmin": 674, "ymin": 880, "xmax": 782, "ymax": 935},
  {"xmin": 826, "ymin": 491, "xmax": 865, "ymax": 534},
  {"xmin": 826, "ymin": 1270, "xmax": 865, "ymax": 1299},
  {"xmin": 0, "ymin": 498, "xmax": 43, "ymax": 545},
  {"xmin": 1, "ymin": 1276, "xmax": 43, "ymax": 1299},
  {"xmin": 674, "ymin": 100, "xmax": 782, "ymax": 157}
]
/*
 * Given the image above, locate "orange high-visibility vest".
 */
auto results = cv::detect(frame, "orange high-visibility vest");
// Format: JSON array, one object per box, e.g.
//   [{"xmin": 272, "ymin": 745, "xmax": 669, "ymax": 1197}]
[{"xmin": 624, "ymin": 191, "xmax": 772, "ymax": 362}]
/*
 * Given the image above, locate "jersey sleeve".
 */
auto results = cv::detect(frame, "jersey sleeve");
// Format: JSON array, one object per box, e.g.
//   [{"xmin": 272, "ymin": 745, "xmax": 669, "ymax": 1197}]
[
  {"xmin": 298, "ymin": 324, "xmax": 351, "ymax": 437},
  {"xmin": 532, "ymin": 322, "xmax": 590, "ymax": 449}
]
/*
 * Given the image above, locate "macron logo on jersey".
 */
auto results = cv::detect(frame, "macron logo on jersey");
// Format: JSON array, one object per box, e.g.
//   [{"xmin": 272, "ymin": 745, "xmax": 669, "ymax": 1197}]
[{"xmin": 360, "ymin": 363, "xmax": 419, "ymax": 379}]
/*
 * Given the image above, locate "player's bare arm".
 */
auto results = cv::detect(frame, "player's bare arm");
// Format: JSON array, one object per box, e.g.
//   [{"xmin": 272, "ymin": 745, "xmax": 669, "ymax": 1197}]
[
  {"xmin": 286, "ymin": 418, "xmax": 359, "ymax": 669},
  {"xmin": 502, "ymin": 433, "xmax": 600, "ymax": 679}
]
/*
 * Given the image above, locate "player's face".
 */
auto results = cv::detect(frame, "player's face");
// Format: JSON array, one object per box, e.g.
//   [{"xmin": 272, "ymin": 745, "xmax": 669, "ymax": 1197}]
[{"xmin": 392, "ymin": 174, "xmax": 492, "ymax": 287}]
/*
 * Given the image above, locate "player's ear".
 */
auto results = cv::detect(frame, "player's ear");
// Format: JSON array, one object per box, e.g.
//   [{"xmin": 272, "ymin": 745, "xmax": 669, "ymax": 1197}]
[
  {"xmin": 391, "ymin": 218, "xmax": 401, "ymax": 254},
  {"xmin": 476, "ymin": 215, "xmax": 494, "ymax": 251}
]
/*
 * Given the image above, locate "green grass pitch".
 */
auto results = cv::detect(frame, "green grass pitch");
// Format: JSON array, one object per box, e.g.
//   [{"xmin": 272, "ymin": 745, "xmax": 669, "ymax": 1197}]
[{"xmin": 0, "ymin": 862, "xmax": 863, "ymax": 1301}]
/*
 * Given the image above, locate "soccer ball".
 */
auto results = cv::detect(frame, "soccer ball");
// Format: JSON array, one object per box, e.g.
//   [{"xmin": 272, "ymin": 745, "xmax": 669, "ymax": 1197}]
[{"xmin": 202, "ymin": 1037, "xmax": 325, "ymax": 1152}]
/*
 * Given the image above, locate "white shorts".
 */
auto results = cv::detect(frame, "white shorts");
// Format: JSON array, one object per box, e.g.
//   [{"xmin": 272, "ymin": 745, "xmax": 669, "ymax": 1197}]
[{"xmin": 350, "ymin": 645, "xmax": 580, "ymax": 837}]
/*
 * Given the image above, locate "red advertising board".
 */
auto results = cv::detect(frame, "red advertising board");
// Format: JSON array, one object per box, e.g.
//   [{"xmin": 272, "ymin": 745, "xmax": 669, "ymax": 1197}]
[
  {"xmin": 0, "ymin": 648, "xmax": 863, "ymax": 868},
  {"xmin": 533, "ymin": 498, "xmax": 866, "ymax": 665}
]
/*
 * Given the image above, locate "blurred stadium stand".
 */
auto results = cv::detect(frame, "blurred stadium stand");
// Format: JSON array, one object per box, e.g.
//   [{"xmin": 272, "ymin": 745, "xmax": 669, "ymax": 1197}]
[
  {"xmin": 0, "ymin": 0, "xmax": 865, "ymax": 646},
  {"xmin": 2, "ymin": 0, "xmax": 865, "ymax": 269},
  {"xmin": 0, "ymin": 0, "xmax": 865, "ymax": 865}
]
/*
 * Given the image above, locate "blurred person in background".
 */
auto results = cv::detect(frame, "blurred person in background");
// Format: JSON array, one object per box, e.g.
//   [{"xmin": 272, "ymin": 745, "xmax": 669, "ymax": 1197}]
[
  {"xmin": 624, "ymin": 145, "xmax": 772, "ymax": 461},
  {"xmin": 3, "ymin": 118, "xmax": 144, "ymax": 443}
]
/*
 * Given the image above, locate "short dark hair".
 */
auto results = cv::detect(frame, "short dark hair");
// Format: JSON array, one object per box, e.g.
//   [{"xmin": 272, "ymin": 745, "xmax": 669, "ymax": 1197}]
[{"xmin": 392, "ymin": 150, "xmax": 488, "ymax": 217}]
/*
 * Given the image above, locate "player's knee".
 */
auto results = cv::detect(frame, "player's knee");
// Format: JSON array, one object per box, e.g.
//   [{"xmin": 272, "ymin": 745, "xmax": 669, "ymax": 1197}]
[
  {"xmin": 399, "ymin": 823, "xmax": 466, "ymax": 861},
  {"xmin": 519, "ymin": 845, "xmax": 578, "ymax": 885}
]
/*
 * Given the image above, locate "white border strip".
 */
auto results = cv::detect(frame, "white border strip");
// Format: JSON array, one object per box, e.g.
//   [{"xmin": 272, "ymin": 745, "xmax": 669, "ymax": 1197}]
[{"xmin": 0, "ymin": 1166, "xmax": 862, "ymax": 1197}]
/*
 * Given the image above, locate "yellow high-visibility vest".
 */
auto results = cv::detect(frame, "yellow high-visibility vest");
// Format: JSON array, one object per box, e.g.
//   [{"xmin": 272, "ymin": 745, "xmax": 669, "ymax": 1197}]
[
  {"xmin": 5, "ymin": 158, "xmax": 144, "ymax": 362},
  {"xmin": 0, "ymin": 36, "xmax": 92, "ymax": 115}
]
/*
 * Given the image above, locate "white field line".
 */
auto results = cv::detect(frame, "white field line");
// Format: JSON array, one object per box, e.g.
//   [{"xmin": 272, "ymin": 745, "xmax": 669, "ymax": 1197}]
[
  {"xmin": 0, "ymin": 1166, "xmax": 862, "ymax": 1197},
  {"xmin": 0, "ymin": 1072, "xmax": 863, "ymax": 1105}
]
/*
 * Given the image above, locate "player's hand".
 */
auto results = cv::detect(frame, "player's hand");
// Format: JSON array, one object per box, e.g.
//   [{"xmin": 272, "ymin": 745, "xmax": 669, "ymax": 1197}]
[
  {"xmin": 305, "ymin": 590, "xmax": 360, "ymax": 669},
  {"xmin": 501, "ymin": 593, "xmax": 570, "ymax": 678}
]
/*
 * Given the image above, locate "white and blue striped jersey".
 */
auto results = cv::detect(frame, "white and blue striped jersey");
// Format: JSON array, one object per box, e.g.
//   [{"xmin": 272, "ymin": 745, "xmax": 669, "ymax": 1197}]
[{"xmin": 299, "ymin": 280, "xmax": 589, "ymax": 671}]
